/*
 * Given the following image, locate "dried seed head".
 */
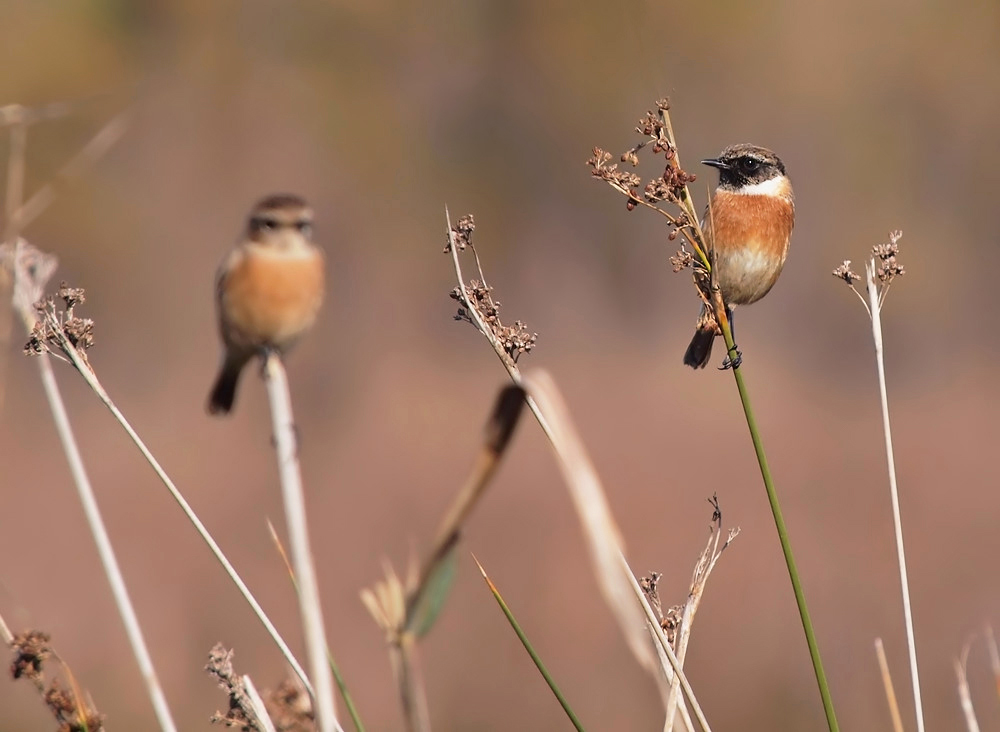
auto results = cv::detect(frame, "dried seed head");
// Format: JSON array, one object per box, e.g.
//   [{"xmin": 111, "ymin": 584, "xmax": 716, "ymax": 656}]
[
  {"xmin": 670, "ymin": 246, "xmax": 695, "ymax": 272},
  {"xmin": 873, "ymin": 230, "xmax": 905, "ymax": 285},
  {"xmin": 661, "ymin": 605, "xmax": 684, "ymax": 646},
  {"xmin": 10, "ymin": 630, "xmax": 51, "ymax": 682},
  {"xmin": 832, "ymin": 260, "xmax": 861, "ymax": 283},
  {"xmin": 22, "ymin": 284, "xmax": 95, "ymax": 364},
  {"xmin": 445, "ymin": 214, "xmax": 476, "ymax": 253}
]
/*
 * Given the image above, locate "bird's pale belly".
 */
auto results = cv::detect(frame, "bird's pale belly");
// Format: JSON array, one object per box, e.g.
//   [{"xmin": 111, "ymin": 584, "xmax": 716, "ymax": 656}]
[{"xmin": 715, "ymin": 242, "xmax": 788, "ymax": 305}]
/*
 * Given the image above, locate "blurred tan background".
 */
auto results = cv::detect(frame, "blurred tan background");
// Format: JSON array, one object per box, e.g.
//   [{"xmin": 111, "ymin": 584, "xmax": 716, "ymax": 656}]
[{"xmin": 2, "ymin": 0, "xmax": 999, "ymax": 729}]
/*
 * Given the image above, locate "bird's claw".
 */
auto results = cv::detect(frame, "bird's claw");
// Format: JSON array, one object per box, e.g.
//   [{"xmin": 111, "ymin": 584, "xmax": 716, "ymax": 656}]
[{"xmin": 719, "ymin": 348, "xmax": 742, "ymax": 370}]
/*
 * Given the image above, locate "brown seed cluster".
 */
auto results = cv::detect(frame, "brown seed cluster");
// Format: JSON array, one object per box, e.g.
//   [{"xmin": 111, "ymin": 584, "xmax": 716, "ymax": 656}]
[
  {"xmin": 10, "ymin": 629, "xmax": 50, "ymax": 682},
  {"xmin": 446, "ymin": 215, "xmax": 538, "ymax": 364},
  {"xmin": 443, "ymin": 213, "xmax": 476, "ymax": 253},
  {"xmin": 832, "ymin": 260, "xmax": 861, "ymax": 283},
  {"xmin": 9, "ymin": 629, "xmax": 104, "ymax": 731},
  {"xmin": 588, "ymin": 100, "xmax": 697, "ymax": 207},
  {"xmin": 874, "ymin": 230, "xmax": 905, "ymax": 284},
  {"xmin": 832, "ymin": 231, "xmax": 905, "ymax": 289},
  {"xmin": 588, "ymin": 98, "xmax": 701, "ymax": 257},
  {"xmin": 670, "ymin": 246, "xmax": 696, "ymax": 273},
  {"xmin": 661, "ymin": 604, "xmax": 684, "ymax": 646},
  {"xmin": 45, "ymin": 680, "xmax": 104, "ymax": 732},
  {"xmin": 450, "ymin": 281, "xmax": 537, "ymax": 363},
  {"xmin": 206, "ymin": 644, "xmax": 259, "ymax": 730},
  {"xmin": 24, "ymin": 282, "xmax": 95, "ymax": 364}
]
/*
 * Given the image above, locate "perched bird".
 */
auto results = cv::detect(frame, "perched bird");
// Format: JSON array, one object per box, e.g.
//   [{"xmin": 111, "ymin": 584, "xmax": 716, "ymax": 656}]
[
  {"xmin": 683, "ymin": 144, "xmax": 795, "ymax": 369},
  {"xmin": 208, "ymin": 194, "xmax": 324, "ymax": 414}
]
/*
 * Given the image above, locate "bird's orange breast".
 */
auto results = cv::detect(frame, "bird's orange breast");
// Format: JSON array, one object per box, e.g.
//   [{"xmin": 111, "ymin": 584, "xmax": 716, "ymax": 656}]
[
  {"xmin": 704, "ymin": 191, "xmax": 795, "ymax": 305},
  {"xmin": 218, "ymin": 245, "xmax": 325, "ymax": 351}
]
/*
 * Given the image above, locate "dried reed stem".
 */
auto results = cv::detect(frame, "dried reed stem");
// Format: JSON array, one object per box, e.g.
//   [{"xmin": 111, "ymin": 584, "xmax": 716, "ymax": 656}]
[
  {"xmin": 865, "ymin": 259, "xmax": 923, "ymax": 732},
  {"xmin": 263, "ymin": 353, "xmax": 340, "ymax": 732}
]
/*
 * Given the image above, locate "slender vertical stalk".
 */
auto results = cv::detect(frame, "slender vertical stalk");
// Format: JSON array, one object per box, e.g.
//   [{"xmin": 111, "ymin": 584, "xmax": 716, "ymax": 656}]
[
  {"xmin": 5, "ymin": 114, "xmax": 176, "ymax": 730},
  {"xmin": 34, "ymin": 351, "xmax": 177, "ymax": 732},
  {"xmin": 715, "ymin": 314, "xmax": 838, "ymax": 731},
  {"xmin": 263, "ymin": 354, "xmax": 340, "ymax": 732},
  {"xmin": 865, "ymin": 260, "xmax": 923, "ymax": 732},
  {"xmin": 390, "ymin": 641, "xmax": 431, "ymax": 732},
  {"xmin": 23, "ymin": 294, "xmax": 316, "ymax": 700}
]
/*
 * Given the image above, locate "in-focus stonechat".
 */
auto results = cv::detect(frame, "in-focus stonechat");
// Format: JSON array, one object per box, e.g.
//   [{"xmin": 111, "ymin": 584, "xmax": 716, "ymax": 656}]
[
  {"xmin": 208, "ymin": 194, "xmax": 324, "ymax": 414},
  {"xmin": 683, "ymin": 144, "xmax": 795, "ymax": 369}
]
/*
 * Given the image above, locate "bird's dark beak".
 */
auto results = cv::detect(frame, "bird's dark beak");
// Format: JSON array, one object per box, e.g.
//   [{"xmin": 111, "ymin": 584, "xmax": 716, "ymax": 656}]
[{"xmin": 701, "ymin": 158, "xmax": 730, "ymax": 170}]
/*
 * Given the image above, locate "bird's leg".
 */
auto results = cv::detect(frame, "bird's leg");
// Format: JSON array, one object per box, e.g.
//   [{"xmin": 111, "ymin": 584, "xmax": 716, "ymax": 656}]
[{"xmin": 719, "ymin": 306, "xmax": 743, "ymax": 370}]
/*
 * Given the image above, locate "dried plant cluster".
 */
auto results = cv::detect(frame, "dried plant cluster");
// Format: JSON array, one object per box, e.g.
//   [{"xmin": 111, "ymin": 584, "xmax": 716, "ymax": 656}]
[
  {"xmin": 639, "ymin": 495, "xmax": 738, "ymax": 652},
  {"xmin": 833, "ymin": 230, "xmax": 906, "ymax": 313},
  {"xmin": 587, "ymin": 99, "xmax": 725, "ymax": 344},
  {"xmin": 23, "ymin": 283, "xmax": 95, "ymax": 366},
  {"xmin": 586, "ymin": 100, "xmax": 701, "ymax": 252},
  {"xmin": 446, "ymin": 214, "xmax": 537, "ymax": 363},
  {"xmin": 206, "ymin": 645, "xmax": 259, "ymax": 731},
  {"xmin": 206, "ymin": 644, "xmax": 313, "ymax": 732},
  {"xmin": 8, "ymin": 630, "xmax": 105, "ymax": 732}
]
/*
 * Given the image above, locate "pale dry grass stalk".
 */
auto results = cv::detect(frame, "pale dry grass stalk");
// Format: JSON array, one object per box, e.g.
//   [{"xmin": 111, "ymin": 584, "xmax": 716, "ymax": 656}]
[
  {"xmin": 2, "ymin": 106, "xmax": 175, "ymax": 731},
  {"xmin": 206, "ymin": 643, "xmax": 279, "ymax": 732},
  {"xmin": 620, "ymin": 550, "xmax": 707, "ymax": 732},
  {"xmin": 263, "ymin": 354, "xmax": 339, "ymax": 732},
  {"xmin": 5, "ymin": 247, "xmax": 317, "ymax": 702},
  {"xmin": 835, "ymin": 236, "xmax": 920, "ymax": 732},
  {"xmin": 661, "ymin": 500, "xmax": 738, "ymax": 731},
  {"xmin": 864, "ymin": 249, "xmax": 923, "ymax": 732},
  {"xmin": 875, "ymin": 637, "xmax": 904, "ymax": 732},
  {"xmin": 243, "ymin": 676, "xmax": 278, "ymax": 732},
  {"xmin": 954, "ymin": 641, "xmax": 980, "ymax": 732}
]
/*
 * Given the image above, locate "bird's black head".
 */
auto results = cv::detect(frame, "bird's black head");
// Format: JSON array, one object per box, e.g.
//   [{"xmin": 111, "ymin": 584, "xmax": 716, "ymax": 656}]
[{"xmin": 701, "ymin": 144, "xmax": 786, "ymax": 191}]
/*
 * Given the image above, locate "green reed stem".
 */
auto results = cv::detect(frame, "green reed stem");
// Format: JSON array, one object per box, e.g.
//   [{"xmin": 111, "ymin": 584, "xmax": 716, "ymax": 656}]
[
  {"xmin": 475, "ymin": 558, "xmax": 585, "ymax": 732},
  {"xmin": 718, "ymin": 319, "xmax": 839, "ymax": 732}
]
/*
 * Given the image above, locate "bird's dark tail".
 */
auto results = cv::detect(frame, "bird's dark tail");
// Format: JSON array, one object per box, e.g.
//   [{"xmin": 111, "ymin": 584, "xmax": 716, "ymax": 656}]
[
  {"xmin": 683, "ymin": 326, "xmax": 716, "ymax": 369},
  {"xmin": 207, "ymin": 353, "xmax": 250, "ymax": 415}
]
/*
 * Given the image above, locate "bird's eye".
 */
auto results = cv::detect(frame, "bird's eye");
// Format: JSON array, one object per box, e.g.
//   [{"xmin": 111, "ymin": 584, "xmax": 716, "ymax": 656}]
[
  {"xmin": 252, "ymin": 217, "xmax": 279, "ymax": 232},
  {"xmin": 739, "ymin": 157, "xmax": 761, "ymax": 172}
]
